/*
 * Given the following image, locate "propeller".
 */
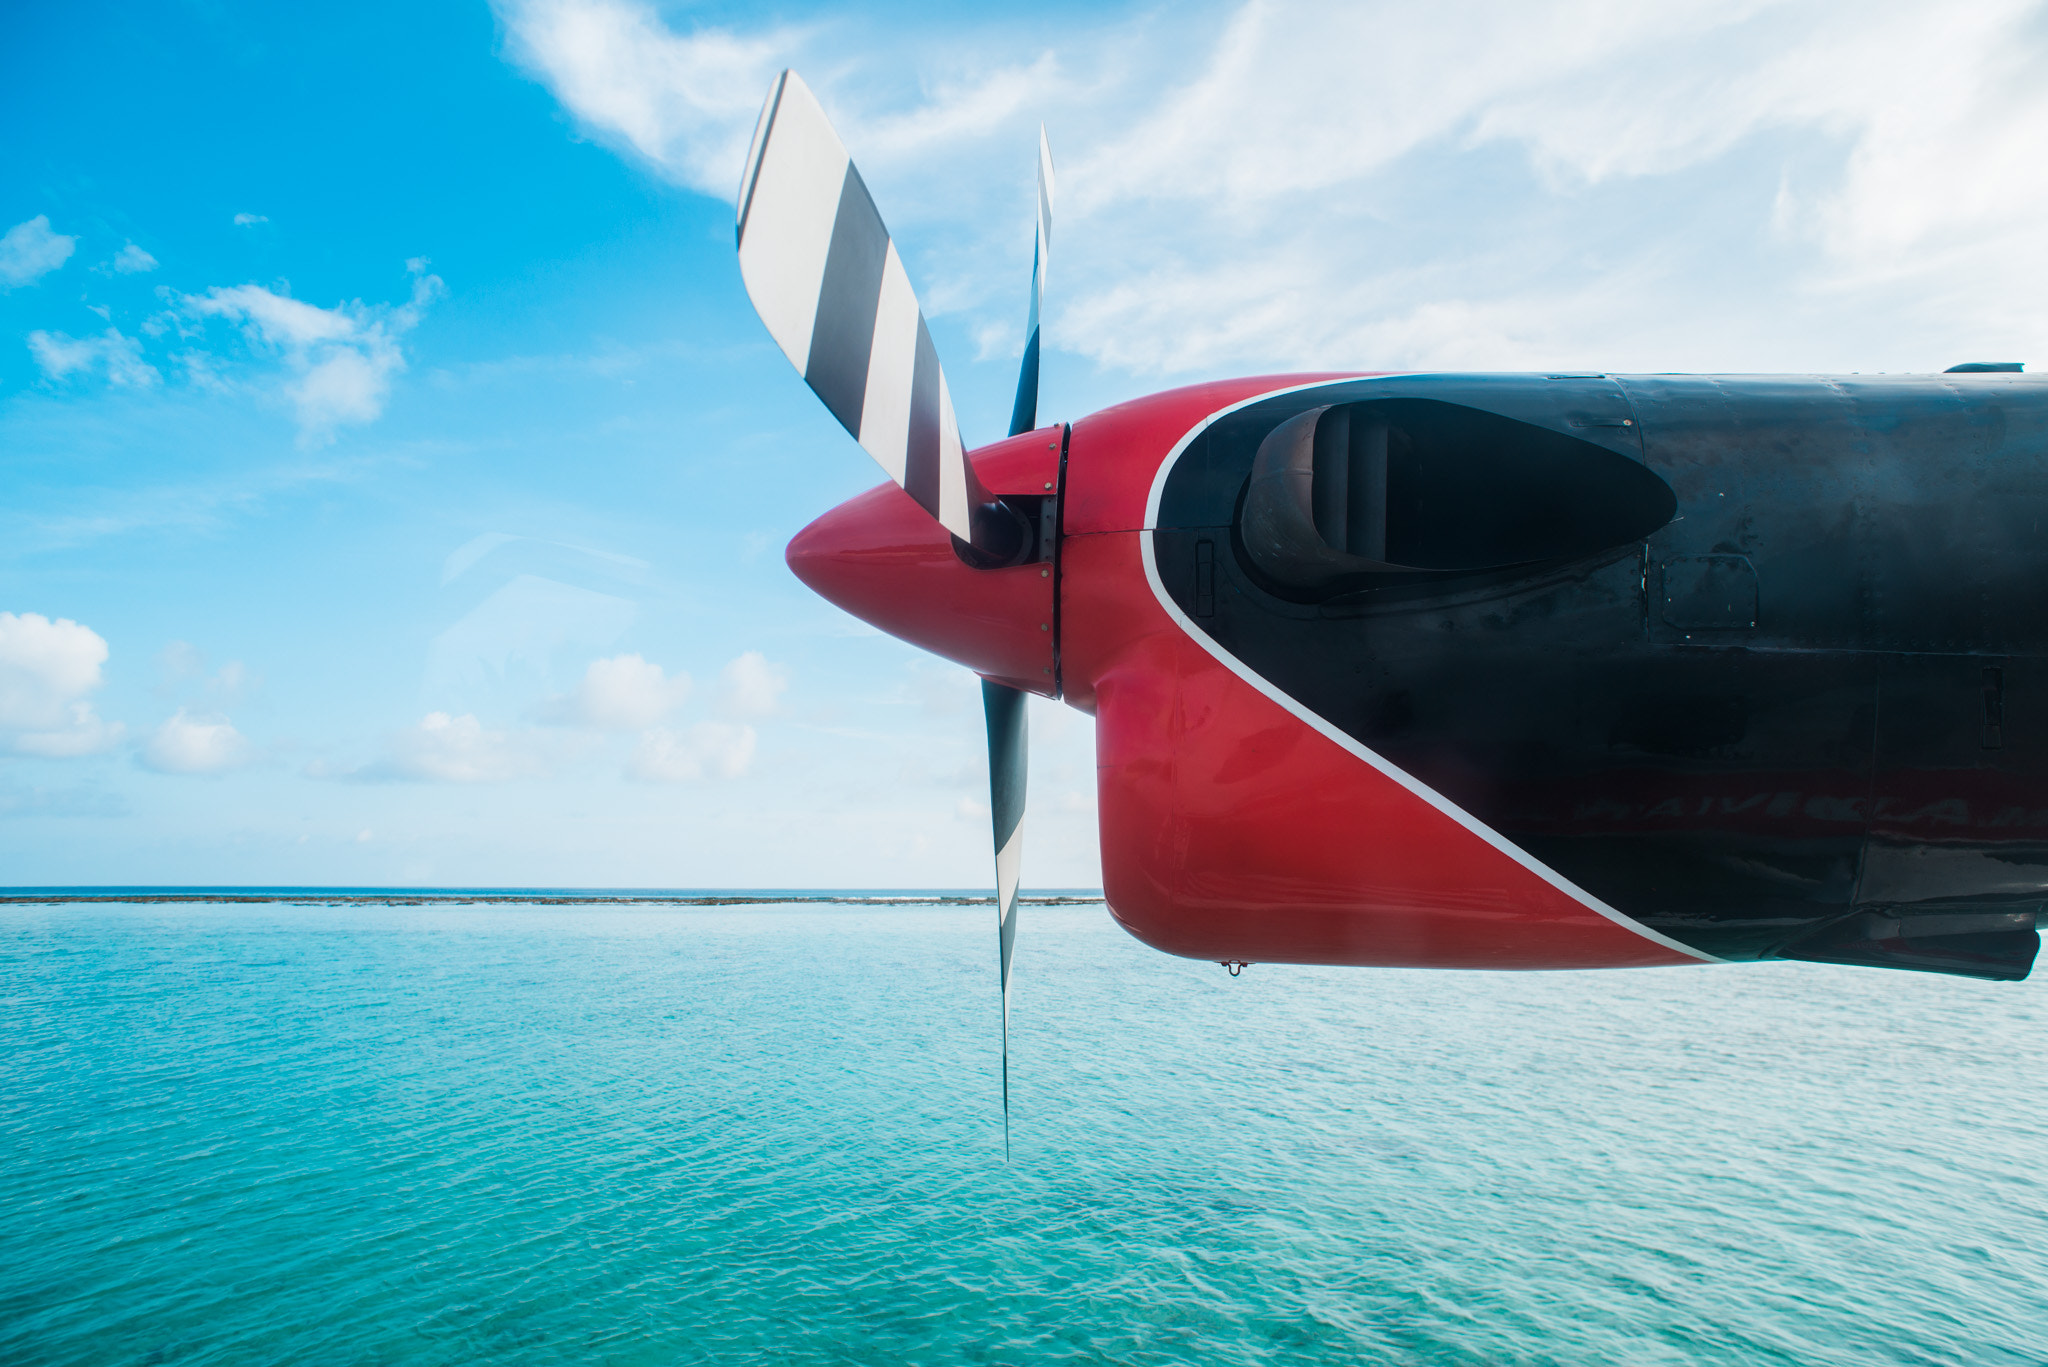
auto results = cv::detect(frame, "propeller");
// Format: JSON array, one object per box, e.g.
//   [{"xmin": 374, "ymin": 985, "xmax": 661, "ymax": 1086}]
[
  {"xmin": 735, "ymin": 72, "xmax": 1055, "ymax": 1156},
  {"xmin": 984, "ymin": 126, "xmax": 1053, "ymax": 1156},
  {"xmin": 737, "ymin": 70, "xmax": 1024, "ymax": 563}
]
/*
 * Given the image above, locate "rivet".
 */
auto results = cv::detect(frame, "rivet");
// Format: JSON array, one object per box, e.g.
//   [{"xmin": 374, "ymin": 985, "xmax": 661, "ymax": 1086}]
[
  {"xmin": 1043, "ymin": 482, "xmax": 1053, "ymax": 490},
  {"xmin": 1047, "ymin": 442, "xmax": 1056, "ymax": 450},
  {"xmin": 1040, "ymin": 569, "xmax": 1049, "ymax": 578},
  {"xmin": 1040, "ymin": 623, "xmax": 1049, "ymax": 631}
]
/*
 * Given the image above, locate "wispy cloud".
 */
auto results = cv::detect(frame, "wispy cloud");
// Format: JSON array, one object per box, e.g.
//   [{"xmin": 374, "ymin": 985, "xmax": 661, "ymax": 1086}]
[
  {"xmin": 535, "ymin": 649, "xmax": 784, "ymax": 780},
  {"xmin": 546, "ymin": 651, "xmax": 692, "ymax": 730},
  {"xmin": 27, "ymin": 327, "xmax": 162, "ymax": 387},
  {"xmin": 22, "ymin": 259, "xmax": 443, "ymax": 438},
  {"xmin": 1048, "ymin": 0, "xmax": 2048, "ymax": 373},
  {"xmin": 498, "ymin": 0, "xmax": 1063, "ymax": 201},
  {"xmin": 628, "ymin": 720, "xmax": 754, "ymax": 782},
  {"xmin": 0, "ymin": 612, "xmax": 123, "ymax": 757},
  {"xmin": 0, "ymin": 216, "xmax": 76, "ymax": 288},
  {"xmin": 502, "ymin": 0, "xmax": 2048, "ymax": 382},
  {"xmin": 180, "ymin": 260, "xmax": 445, "ymax": 440},
  {"xmin": 339, "ymin": 645, "xmax": 777, "ymax": 786},
  {"xmin": 109, "ymin": 243, "xmax": 158, "ymax": 275},
  {"xmin": 138, "ymin": 709, "xmax": 248, "ymax": 775},
  {"xmin": 714, "ymin": 649, "xmax": 785, "ymax": 719},
  {"xmin": 360, "ymin": 711, "xmax": 554, "ymax": 783},
  {"xmin": 232, "ymin": 213, "xmax": 268, "ymax": 226},
  {"xmin": 155, "ymin": 641, "xmax": 253, "ymax": 705},
  {"xmin": 498, "ymin": 0, "xmax": 790, "ymax": 196}
]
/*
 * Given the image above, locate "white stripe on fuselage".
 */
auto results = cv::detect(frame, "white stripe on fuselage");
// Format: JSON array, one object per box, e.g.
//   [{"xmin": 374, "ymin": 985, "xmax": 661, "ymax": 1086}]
[{"xmin": 1135, "ymin": 377, "xmax": 1724, "ymax": 965}]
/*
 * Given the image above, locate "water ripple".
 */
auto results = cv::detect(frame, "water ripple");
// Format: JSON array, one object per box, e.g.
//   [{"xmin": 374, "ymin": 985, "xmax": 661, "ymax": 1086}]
[{"xmin": 2, "ymin": 900, "xmax": 2045, "ymax": 1365}]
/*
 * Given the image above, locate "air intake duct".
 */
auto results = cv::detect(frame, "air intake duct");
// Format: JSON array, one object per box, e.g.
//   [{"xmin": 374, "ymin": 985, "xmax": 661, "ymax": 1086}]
[{"xmin": 1238, "ymin": 400, "xmax": 1677, "ymax": 598}]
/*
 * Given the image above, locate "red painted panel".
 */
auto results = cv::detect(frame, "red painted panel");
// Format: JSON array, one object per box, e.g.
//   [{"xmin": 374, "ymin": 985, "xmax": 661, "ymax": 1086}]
[
  {"xmin": 1062, "ymin": 374, "xmax": 1359, "ymax": 533},
  {"xmin": 1061, "ymin": 528, "xmax": 1697, "ymax": 970},
  {"xmin": 975, "ymin": 425, "xmax": 1065, "ymax": 496}
]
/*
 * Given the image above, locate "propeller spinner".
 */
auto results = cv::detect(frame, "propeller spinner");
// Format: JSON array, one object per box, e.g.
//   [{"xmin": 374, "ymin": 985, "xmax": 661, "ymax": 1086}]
[{"xmin": 737, "ymin": 70, "xmax": 1056, "ymax": 1155}]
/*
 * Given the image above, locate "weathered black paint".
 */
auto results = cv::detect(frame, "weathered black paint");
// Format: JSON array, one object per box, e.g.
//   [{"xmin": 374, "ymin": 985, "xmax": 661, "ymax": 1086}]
[{"xmin": 1155, "ymin": 372, "xmax": 2048, "ymax": 980}]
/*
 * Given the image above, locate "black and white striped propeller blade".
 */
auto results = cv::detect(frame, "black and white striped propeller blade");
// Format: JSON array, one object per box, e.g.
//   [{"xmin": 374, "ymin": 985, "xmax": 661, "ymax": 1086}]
[
  {"xmin": 736, "ymin": 70, "xmax": 1010, "ymax": 554},
  {"xmin": 1006, "ymin": 128, "xmax": 1054, "ymax": 439},
  {"xmin": 982, "ymin": 679, "xmax": 1026, "ymax": 1158}
]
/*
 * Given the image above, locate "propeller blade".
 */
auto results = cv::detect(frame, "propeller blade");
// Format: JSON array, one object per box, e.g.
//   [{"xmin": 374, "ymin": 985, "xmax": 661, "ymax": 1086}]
[
  {"xmin": 736, "ymin": 70, "xmax": 1007, "ymax": 553},
  {"xmin": 1006, "ymin": 128, "xmax": 1056, "ymax": 438},
  {"xmin": 982, "ymin": 678, "xmax": 1027, "ymax": 1159}
]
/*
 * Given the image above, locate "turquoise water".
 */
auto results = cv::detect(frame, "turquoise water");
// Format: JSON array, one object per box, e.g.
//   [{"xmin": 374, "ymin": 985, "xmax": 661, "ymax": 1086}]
[{"xmin": 3, "ymin": 899, "xmax": 2045, "ymax": 1365}]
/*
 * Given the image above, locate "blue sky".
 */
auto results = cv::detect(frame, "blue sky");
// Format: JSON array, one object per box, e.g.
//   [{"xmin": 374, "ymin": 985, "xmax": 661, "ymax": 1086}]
[{"xmin": 5, "ymin": 0, "xmax": 2047, "ymax": 888}]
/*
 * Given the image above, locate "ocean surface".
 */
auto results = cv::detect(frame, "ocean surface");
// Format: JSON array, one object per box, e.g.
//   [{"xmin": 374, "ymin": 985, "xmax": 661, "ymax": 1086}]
[{"xmin": 3, "ymin": 894, "xmax": 2045, "ymax": 1365}]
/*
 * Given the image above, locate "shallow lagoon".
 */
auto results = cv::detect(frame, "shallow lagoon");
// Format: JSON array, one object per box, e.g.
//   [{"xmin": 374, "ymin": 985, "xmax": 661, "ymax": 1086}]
[{"xmin": 3, "ymin": 897, "xmax": 2044, "ymax": 1364}]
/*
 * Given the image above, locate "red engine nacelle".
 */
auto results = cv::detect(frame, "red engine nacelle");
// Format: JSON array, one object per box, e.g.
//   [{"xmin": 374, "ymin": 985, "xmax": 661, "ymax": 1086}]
[{"xmin": 791, "ymin": 374, "xmax": 1704, "ymax": 973}]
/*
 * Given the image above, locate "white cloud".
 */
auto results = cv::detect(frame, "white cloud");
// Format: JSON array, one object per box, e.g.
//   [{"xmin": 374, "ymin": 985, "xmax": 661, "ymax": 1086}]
[
  {"xmin": 0, "ymin": 613, "xmax": 110, "ymax": 726},
  {"xmin": 290, "ymin": 347, "xmax": 389, "ymax": 425},
  {"xmin": 232, "ymin": 213, "xmax": 268, "ymax": 226},
  {"xmin": 27, "ymin": 328, "xmax": 161, "ymax": 387},
  {"xmin": 533, "ymin": 649, "xmax": 778, "ymax": 777},
  {"xmin": 378, "ymin": 712, "xmax": 547, "ymax": 783},
  {"xmin": 499, "ymin": 0, "xmax": 1062, "ymax": 206},
  {"xmin": 111, "ymin": 243, "xmax": 158, "ymax": 274},
  {"xmin": 182, "ymin": 262, "xmax": 444, "ymax": 439},
  {"xmin": 628, "ymin": 720, "xmax": 755, "ymax": 781},
  {"xmin": 498, "ymin": 0, "xmax": 790, "ymax": 196},
  {"xmin": 552, "ymin": 652, "xmax": 691, "ymax": 730},
  {"xmin": 715, "ymin": 650, "xmax": 786, "ymax": 719},
  {"xmin": 504, "ymin": 0, "xmax": 2048, "ymax": 382},
  {"xmin": 0, "ymin": 612, "xmax": 123, "ymax": 757},
  {"xmin": 195, "ymin": 284, "xmax": 362, "ymax": 347},
  {"xmin": 1051, "ymin": 0, "xmax": 2048, "ymax": 374},
  {"xmin": 139, "ymin": 709, "xmax": 247, "ymax": 774},
  {"xmin": 0, "ymin": 215, "xmax": 76, "ymax": 288}
]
